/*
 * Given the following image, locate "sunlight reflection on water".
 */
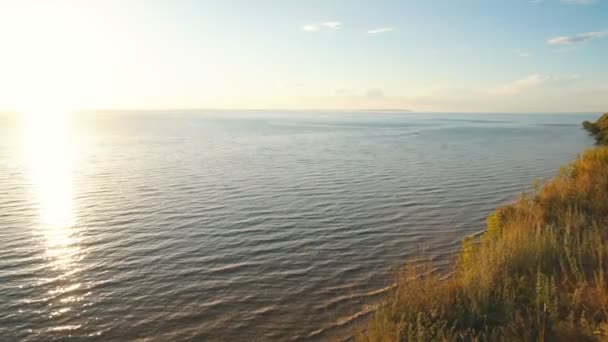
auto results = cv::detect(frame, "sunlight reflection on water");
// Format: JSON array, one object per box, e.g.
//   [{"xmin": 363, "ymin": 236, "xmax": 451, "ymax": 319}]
[
  {"xmin": 23, "ymin": 109, "xmax": 75, "ymax": 230},
  {"xmin": 0, "ymin": 111, "xmax": 596, "ymax": 340},
  {"xmin": 22, "ymin": 109, "xmax": 85, "ymax": 331}
]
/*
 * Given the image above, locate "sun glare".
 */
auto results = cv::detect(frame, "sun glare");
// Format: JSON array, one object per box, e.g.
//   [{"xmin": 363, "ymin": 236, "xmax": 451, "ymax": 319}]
[
  {"xmin": 0, "ymin": 3, "xmax": 104, "ymax": 113},
  {"xmin": 23, "ymin": 108, "xmax": 75, "ymax": 229},
  {"xmin": 23, "ymin": 108, "xmax": 77, "ymax": 253}
]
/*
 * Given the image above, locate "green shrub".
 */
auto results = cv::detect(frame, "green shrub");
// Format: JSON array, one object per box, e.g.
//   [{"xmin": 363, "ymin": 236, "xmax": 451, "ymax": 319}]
[{"xmin": 583, "ymin": 113, "xmax": 608, "ymax": 144}]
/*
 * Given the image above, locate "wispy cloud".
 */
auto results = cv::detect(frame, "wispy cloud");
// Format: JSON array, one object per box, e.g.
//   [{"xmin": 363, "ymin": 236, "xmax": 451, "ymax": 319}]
[
  {"xmin": 367, "ymin": 27, "xmax": 395, "ymax": 34},
  {"xmin": 495, "ymin": 74, "xmax": 551, "ymax": 94},
  {"xmin": 491, "ymin": 74, "xmax": 580, "ymax": 95},
  {"xmin": 562, "ymin": 0, "xmax": 597, "ymax": 4},
  {"xmin": 302, "ymin": 77, "xmax": 602, "ymax": 112},
  {"xmin": 321, "ymin": 21, "xmax": 342, "ymax": 30},
  {"xmin": 301, "ymin": 24, "xmax": 320, "ymax": 32},
  {"xmin": 301, "ymin": 21, "xmax": 343, "ymax": 32},
  {"xmin": 548, "ymin": 30, "xmax": 607, "ymax": 45}
]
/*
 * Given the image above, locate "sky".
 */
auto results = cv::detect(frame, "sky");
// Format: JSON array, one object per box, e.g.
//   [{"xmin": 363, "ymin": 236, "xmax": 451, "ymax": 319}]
[{"xmin": 0, "ymin": 0, "xmax": 606, "ymax": 113}]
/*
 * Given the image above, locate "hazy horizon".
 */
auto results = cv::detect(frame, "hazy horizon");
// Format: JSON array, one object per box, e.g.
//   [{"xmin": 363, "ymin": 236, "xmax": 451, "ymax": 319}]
[{"xmin": 0, "ymin": 108, "xmax": 605, "ymax": 115}]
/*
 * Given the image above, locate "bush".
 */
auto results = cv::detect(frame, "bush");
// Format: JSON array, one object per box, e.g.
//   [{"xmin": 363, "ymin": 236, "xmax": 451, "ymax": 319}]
[{"xmin": 583, "ymin": 113, "xmax": 608, "ymax": 144}]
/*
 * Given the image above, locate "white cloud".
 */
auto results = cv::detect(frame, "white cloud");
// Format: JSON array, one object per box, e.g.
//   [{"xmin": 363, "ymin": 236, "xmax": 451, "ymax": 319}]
[
  {"xmin": 548, "ymin": 30, "xmax": 607, "ymax": 45},
  {"xmin": 321, "ymin": 21, "xmax": 342, "ymax": 30},
  {"xmin": 514, "ymin": 49, "xmax": 532, "ymax": 57},
  {"xmin": 301, "ymin": 24, "xmax": 320, "ymax": 32},
  {"xmin": 301, "ymin": 21, "xmax": 342, "ymax": 32},
  {"xmin": 367, "ymin": 27, "xmax": 395, "ymax": 34},
  {"xmin": 496, "ymin": 74, "xmax": 550, "ymax": 94},
  {"xmin": 562, "ymin": 0, "xmax": 597, "ymax": 4},
  {"xmin": 491, "ymin": 74, "xmax": 580, "ymax": 95},
  {"xmin": 294, "ymin": 78, "xmax": 605, "ymax": 112}
]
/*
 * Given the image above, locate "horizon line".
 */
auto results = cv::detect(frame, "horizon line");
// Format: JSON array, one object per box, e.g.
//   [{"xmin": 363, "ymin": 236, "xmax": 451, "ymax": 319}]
[{"xmin": 0, "ymin": 108, "xmax": 603, "ymax": 115}]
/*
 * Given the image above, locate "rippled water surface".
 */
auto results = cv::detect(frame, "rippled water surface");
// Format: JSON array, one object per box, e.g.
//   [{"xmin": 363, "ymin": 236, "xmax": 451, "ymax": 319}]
[{"xmin": 0, "ymin": 111, "xmax": 596, "ymax": 340}]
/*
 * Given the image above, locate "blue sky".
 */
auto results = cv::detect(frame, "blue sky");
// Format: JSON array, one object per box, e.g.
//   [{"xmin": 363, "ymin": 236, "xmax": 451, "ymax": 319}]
[{"xmin": 0, "ymin": 0, "xmax": 606, "ymax": 112}]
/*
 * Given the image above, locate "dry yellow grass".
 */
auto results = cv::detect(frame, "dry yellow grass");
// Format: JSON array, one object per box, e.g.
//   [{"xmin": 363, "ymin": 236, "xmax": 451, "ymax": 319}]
[{"xmin": 357, "ymin": 143, "xmax": 608, "ymax": 341}]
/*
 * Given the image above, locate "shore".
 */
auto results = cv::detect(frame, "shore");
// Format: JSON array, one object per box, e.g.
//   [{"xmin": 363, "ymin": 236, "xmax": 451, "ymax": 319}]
[{"xmin": 357, "ymin": 113, "xmax": 608, "ymax": 341}]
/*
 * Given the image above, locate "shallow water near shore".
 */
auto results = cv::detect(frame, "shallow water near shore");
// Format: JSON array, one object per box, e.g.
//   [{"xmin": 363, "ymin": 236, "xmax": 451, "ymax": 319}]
[{"xmin": 0, "ymin": 111, "xmax": 597, "ymax": 340}]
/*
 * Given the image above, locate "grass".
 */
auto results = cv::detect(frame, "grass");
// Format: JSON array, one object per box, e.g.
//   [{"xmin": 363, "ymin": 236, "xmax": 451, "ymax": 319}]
[
  {"xmin": 583, "ymin": 113, "xmax": 608, "ymax": 145},
  {"xmin": 357, "ymin": 116, "xmax": 608, "ymax": 342}
]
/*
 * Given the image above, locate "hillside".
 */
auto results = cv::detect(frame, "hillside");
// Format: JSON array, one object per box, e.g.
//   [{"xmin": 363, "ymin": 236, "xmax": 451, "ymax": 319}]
[
  {"xmin": 358, "ymin": 114, "xmax": 608, "ymax": 341},
  {"xmin": 583, "ymin": 113, "xmax": 608, "ymax": 144}
]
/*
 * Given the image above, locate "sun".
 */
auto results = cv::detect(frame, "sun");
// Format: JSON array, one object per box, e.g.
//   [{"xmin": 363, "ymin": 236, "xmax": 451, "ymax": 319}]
[{"xmin": 0, "ymin": 3, "xmax": 99, "ymax": 114}]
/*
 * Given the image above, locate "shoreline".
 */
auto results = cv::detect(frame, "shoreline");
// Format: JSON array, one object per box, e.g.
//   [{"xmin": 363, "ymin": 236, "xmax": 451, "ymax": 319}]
[{"xmin": 356, "ymin": 113, "xmax": 608, "ymax": 341}]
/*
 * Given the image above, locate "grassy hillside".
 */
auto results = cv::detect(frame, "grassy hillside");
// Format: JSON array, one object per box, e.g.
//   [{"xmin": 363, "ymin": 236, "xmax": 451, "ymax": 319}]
[
  {"xmin": 357, "ymin": 115, "xmax": 608, "ymax": 341},
  {"xmin": 583, "ymin": 113, "xmax": 608, "ymax": 144}
]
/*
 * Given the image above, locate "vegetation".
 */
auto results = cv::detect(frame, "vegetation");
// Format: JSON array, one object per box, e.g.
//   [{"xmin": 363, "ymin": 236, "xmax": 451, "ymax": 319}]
[
  {"xmin": 583, "ymin": 113, "xmax": 608, "ymax": 145},
  {"xmin": 357, "ymin": 115, "xmax": 608, "ymax": 341}
]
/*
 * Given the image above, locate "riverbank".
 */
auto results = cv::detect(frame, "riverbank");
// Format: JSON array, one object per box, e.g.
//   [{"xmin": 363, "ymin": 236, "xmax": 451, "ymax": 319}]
[{"xmin": 357, "ymin": 114, "xmax": 608, "ymax": 341}]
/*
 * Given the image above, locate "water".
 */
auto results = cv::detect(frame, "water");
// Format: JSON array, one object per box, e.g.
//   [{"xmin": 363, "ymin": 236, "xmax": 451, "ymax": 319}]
[{"xmin": 0, "ymin": 111, "xmax": 597, "ymax": 341}]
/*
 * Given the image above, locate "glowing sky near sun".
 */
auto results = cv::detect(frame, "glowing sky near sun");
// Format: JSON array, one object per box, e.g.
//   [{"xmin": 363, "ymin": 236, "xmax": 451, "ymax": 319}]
[{"xmin": 0, "ymin": 0, "xmax": 606, "ymax": 112}]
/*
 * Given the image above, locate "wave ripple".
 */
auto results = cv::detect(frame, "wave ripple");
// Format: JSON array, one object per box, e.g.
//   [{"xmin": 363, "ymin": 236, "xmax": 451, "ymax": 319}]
[{"xmin": 0, "ymin": 111, "xmax": 595, "ymax": 341}]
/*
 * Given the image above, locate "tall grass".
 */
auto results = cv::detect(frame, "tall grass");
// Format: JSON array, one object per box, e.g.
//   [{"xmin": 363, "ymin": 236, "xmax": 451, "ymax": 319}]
[{"xmin": 357, "ymin": 146, "xmax": 608, "ymax": 341}]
